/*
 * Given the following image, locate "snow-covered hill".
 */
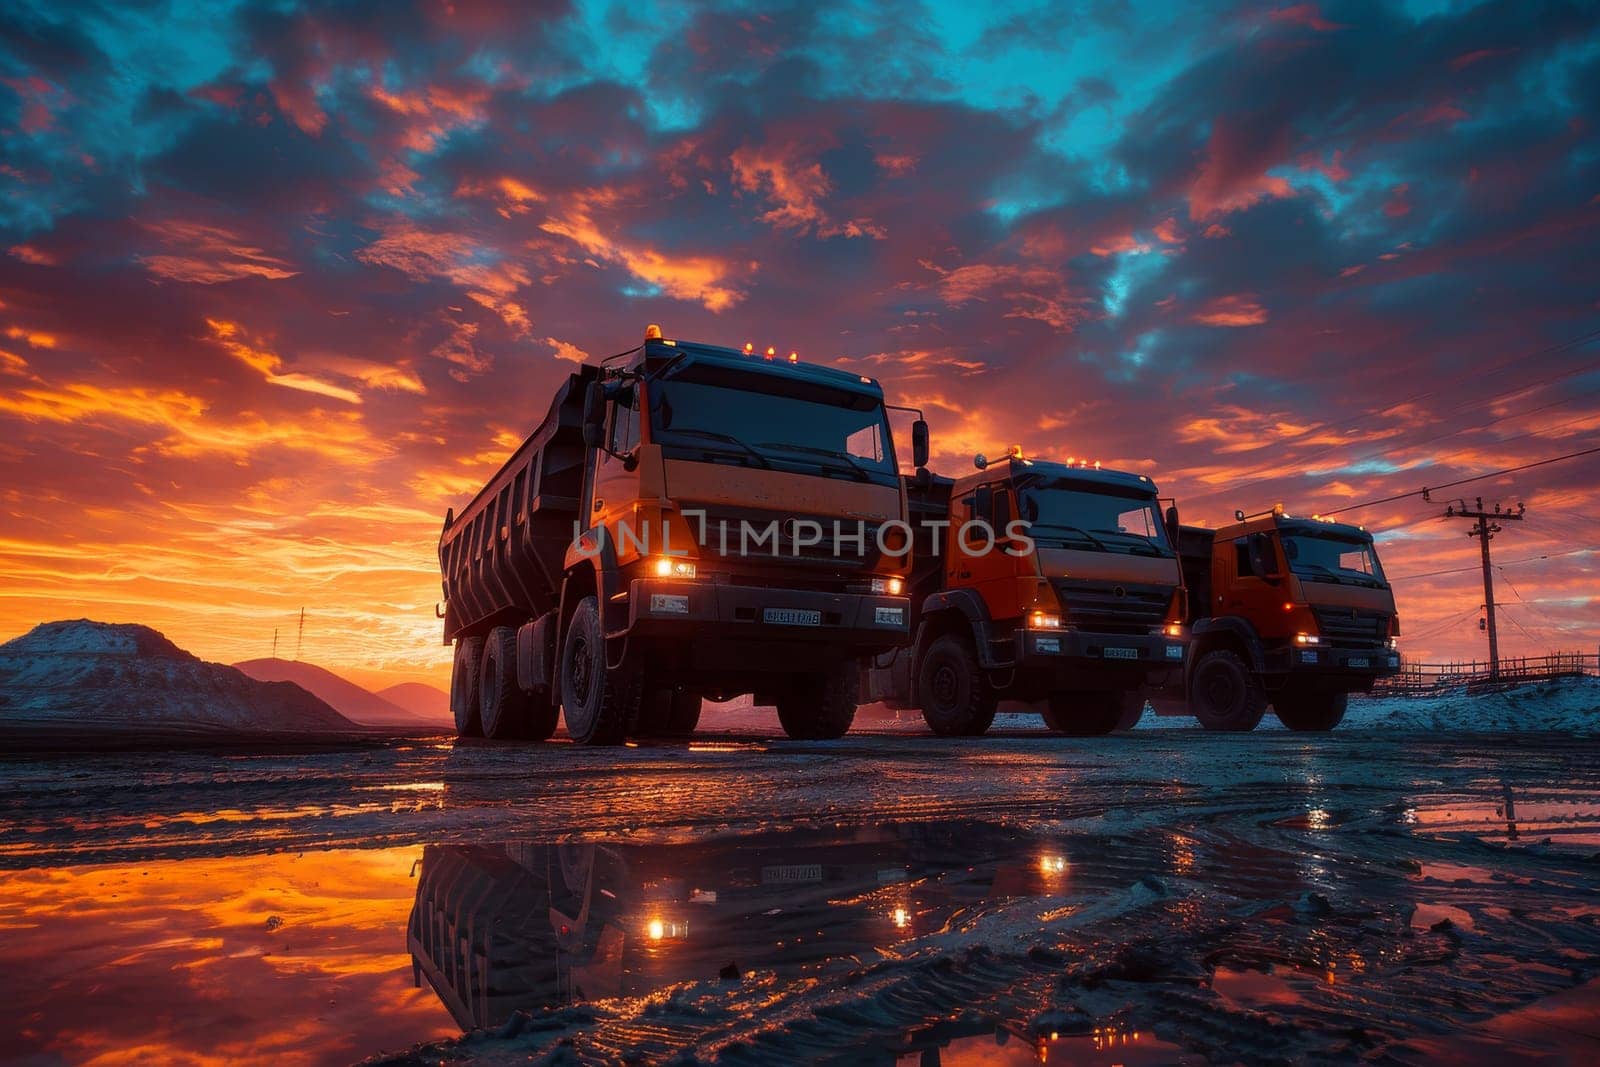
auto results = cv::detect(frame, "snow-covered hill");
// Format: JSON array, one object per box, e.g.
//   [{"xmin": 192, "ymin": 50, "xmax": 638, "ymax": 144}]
[{"xmin": 0, "ymin": 620, "xmax": 358, "ymax": 734}]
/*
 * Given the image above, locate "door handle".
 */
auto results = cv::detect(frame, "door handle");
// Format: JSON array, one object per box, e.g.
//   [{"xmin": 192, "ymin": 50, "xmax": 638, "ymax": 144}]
[{"xmin": 593, "ymin": 498, "xmax": 604, "ymax": 512}]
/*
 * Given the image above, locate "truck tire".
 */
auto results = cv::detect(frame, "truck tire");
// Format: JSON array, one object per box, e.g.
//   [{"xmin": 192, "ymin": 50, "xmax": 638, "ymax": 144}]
[
  {"xmin": 1041, "ymin": 691, "xmax": 1122, "ymax": 736},
  {"xmin": 1189, "ymin": 649, "xmax": 1266, "ymax": 731},
  {"xmin": 451, "ymin": 636, "xmax": 483, "ymax": 738},
  {"xmin": 638, "ymin": 687, "xmax": 702, "ymax": 737},
  {"xmin": 479, "ymin": 625, "xmax": 559, "ymax": 741},
  {"xmin": 1114, "ymin": 692, "xmax": 1146, "ymax": 731},
  {"xmin": 775, "ymin": 662, "xmax": 858, "ymax": 740},
  {"xmin": 917, "ymin": 633, "xmax": 997, "ymax": 736},
  {"xmin": 560, "ymin": 596, "xmax": 641, "ymax": 746},
  {"xmin": 1274, "ymin": 691, "xmax": 1347, "ymax": 732}
]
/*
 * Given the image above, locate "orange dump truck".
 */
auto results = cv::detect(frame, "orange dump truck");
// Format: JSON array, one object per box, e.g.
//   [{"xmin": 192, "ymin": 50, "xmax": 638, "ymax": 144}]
[
  {"xmin": 865, "ymin": 452, "xmax": 1188, "ymax": 735},
  {"xmin": 1160, "ymin": 509, "xmax": 1401, "ymax": 731},
  {"xmin": 438, "ymin": 327, "xmax": 924, "ymax": 744}
]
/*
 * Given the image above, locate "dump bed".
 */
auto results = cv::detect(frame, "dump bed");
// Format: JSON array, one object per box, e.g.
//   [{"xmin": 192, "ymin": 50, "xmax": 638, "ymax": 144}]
[
  {"xmin": 438, "ymin": 366, "xmax": 597, "ymax": 641},
  {"xmin": 1175, "ymin": 525, "xmax": 1216, "ymax": 624}
]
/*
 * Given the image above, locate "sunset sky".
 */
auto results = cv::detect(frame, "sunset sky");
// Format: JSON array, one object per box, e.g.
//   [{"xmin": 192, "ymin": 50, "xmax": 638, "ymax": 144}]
[{"xmin": 1, "ymin": 0, "xmax": 1596, "ymax": 690}]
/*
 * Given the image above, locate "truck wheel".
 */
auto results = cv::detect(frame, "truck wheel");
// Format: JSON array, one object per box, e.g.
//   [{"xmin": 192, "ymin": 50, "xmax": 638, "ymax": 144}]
[
  {"xmin": 1274, "ymin": 691, "xmax": 1348, "ymax": 731},
  {"xmin": 1041, "ymin": 691, "xmax": 1122, "ymax": 736},
  {"xmin": 1189, "ymin": 649, "xmax": 1266, "ymax": 731},
  {"xmin": 917, "ymin": 633, "xmax": 997, "ymax": 736},
  {"xmin": 451, "ymin": 636, "xmax": 484, "ymax": 738},
  {"xmin": 560, "ymin": 596, "xmax": 641, "ymax": 746},
  {"xmin": 479, "ymin": 625, "xmax": 558, "ymax": 741},
  {"xmin": 638, "ymin": 687, "xmax": 702, "ymax": 737},
  {"xmin": 1114, "ymin": 692, "xmax": 1146, "ymax": 731},
  {"xmin": 775, "ymin": 663, "xmax": 858, "ymax": 740}
]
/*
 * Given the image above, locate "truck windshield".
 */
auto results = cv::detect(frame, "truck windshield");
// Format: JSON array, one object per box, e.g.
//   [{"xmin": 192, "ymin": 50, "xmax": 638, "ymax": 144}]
[
  {"xmin": 1282, "ymin": 534, "xmax": 1387, "ymax": 587},
  {"xmin": 648, "ymin": 366, "xmax": 896, "ymax": 485},
  {"xmin": 1016, "ymin": 480, "xmax": 1172, "ymax": 557}
]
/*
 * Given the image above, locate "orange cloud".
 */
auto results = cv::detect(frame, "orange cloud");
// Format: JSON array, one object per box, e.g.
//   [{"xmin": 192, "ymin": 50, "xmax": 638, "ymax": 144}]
[
  {"xmin": 206, "ymin": 319, "xmax": 364, "ymax": 404},
  {"xmin": 1188, "ymin": 121, "xmax": 1294, "ymax": 221},
  {"xmin": 546, "ymin": 337, "xmax": 589, "ymax": 364},
  {"xmin": 540, "ymin": 190, "xmax": 744, "ymax": 312},
  {"xmin": 139, "ymin": 221, "xmax": 299, "ymax": 285},
  {"xmin": 355, "ymin": 221, "xmax": 532, "ymax": 333},
  {"xmin": 1193, "ymin": 293, "xmax": 1269, "ymax": 326},
  {"xmin": 922, "ymin": 260, "xmax": 1094, "ymax": 332},
  {"xmin": 730, "ymin": 144, "xmax": 886, "ymax": 239}
]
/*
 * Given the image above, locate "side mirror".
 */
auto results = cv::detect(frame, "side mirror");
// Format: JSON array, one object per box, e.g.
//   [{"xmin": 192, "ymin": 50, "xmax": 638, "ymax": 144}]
[
  {"xmin": 911, "ymin": 419, "xmax": 929, "ymax": 469},
  {"xmin": 1247, "ymin": 531, "xmax": 1282, "ymax": 580},
  {"xmin": 582, "ymin": 380, "xmax": 605, "ymax": 448},
  {"xmin": 1164, "ymin": 504, "xmax": 1180, "ymax": 546}
]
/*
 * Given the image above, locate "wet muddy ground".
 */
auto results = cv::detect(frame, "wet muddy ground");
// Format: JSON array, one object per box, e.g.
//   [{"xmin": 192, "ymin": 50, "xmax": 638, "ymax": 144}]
[{"xmin": 2, "ymin": 721, "xmax": 1598, "ymax": 1064}]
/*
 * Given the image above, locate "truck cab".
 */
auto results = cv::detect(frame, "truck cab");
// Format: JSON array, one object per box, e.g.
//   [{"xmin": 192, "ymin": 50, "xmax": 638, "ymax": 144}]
[
  {"xmin": 866, "ymin": 453, "xmax": 1187, "ymax": 736},
  {"xmin": 439, "ymin": 327, "xmax": 922, "ymax": 744},
  {"xmin": 1168, "ymin": 508, "xmax": 1401, "ymax": 731}
]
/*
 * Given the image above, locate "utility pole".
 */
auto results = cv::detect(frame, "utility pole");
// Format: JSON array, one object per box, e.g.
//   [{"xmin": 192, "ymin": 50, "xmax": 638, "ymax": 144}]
[
  {"xmin": 296, "ymin": 608, "xmax": 305, "ymax": 661},
  {"xmin": 1443, "ymin": 497, "xmax": 1525, "ymax": 677},
  {"xmin": 272, "ymin": 628, "xmax": 279, "ymax": 660}
]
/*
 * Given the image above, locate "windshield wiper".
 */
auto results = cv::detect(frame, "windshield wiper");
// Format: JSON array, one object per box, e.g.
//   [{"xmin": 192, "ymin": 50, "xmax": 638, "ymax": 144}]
[
  {"xmin": 1030, "ymin": 523, "xmax": 1111, "ymax": 551},
  {"xmin": 1293, "ymin": 562, "xmax": 1346, "ymax": 584},
  {"xmin": 1090, "ymin": 528, "xmax": 1168, "ymax": 556},
  {"xmin": 757, "ymin": 442, "xmax": 872, "ymax": 481},
  {"xmin": 667, "ymin": 428, "xmax": 773, "ymax": 469}
]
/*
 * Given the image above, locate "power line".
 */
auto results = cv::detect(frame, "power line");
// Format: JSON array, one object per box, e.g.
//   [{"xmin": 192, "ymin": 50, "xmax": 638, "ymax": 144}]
[
  {"xmin": 1390, "ymin": 546, "xmax": 1596, "ymax": 581},
  {"xmin": 1321, "ymin": 445, "xmax": 1600, "ymax": 517},
  {"xmin": 1179, "ymin": 329, "xmax": 1600, "ymax": 506}
]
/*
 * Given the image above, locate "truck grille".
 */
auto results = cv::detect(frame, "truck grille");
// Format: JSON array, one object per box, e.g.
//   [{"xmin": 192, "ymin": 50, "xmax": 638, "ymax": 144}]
[
  {"xmin": 1311, "ymin": 605, "xmax": 1390, "ymax": 647},
  {"xmin": 1054, "ymin": 579, "xmax": 1171, "ymax": 634},
  {"xmin": 689, "ymin": 508, "xmax": 883, "ymax": 569}
]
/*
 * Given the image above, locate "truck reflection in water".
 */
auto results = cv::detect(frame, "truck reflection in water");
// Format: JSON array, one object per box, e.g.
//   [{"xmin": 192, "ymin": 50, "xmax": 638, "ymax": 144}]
[{"xmin": 406, "ymin": 823, "xmax": 1081, "ymax": 1033}]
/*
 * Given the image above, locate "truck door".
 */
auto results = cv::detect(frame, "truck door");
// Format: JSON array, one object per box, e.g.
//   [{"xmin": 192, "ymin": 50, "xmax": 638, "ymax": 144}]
[
  {"xmin": 1221, "ymin": 532, "xmax": 1285, "ymax": 633},
  {"xmin": 590, "ymin": 383, "xmax": 642, "ymax": 555},
  {"xmin": 949, "ymin": 483, "xmax": 1021, "ymax": 624}
]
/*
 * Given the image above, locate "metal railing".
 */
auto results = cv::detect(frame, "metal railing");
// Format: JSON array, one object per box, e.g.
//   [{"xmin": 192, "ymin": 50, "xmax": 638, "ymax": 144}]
[{"xmin": 1369, "ymin": 651, "xmax": 1599, "ymax": 696}]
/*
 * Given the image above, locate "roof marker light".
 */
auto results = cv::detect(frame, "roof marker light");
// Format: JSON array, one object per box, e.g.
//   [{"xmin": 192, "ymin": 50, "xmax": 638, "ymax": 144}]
[
  {"xmin": 743, "ymin": 342, "xmax": 754, "ymax": 354},
  {"xmin": 788, "ymin": 351, "xmax": 798, "ymax": 363},
  {"xmin": 765, "ymin": 346, "xmax": 776, "ymax": 360},
  {"xmin": 644, "ymin": 323, "xmax": 663, "ymax": 340}
]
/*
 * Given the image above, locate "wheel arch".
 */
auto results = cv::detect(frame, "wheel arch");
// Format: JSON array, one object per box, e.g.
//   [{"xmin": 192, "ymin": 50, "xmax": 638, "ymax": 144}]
[{"xmin": 910, "ymin": 590, "xmax": 991, "ymax": 703}]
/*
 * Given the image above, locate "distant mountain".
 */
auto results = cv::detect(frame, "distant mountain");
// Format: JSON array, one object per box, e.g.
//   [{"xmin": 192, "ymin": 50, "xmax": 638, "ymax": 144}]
[
  {"xmin": 375, "ymin": 681, "xmax": 450, "ymax": 724},
  {"xmin": 234, "ymin": 658, "xmax": 447, "ymax": 727},
  {"xmin": 0, "ymin": 620, "xmax": 356, "ymax": 734}
]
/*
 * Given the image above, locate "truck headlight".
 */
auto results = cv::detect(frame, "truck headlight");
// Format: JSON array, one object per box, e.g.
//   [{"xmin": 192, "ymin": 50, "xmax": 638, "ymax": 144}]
[
  {"xmin": 1387, "ymin": 637, "xmax": 1398, "ymax": 651},
  {"xmin": 653, "ymin": 558, "xmax": 697, "ymax": 579},
  {"xmin": 870, "ymin": 576, "xmax": 905, "ymax": 596},
  {"xmin": 1163, "ymin": 623, "xmax": 1183, "ymax": 638},
  {"xmin": 1029, "ymin": 611, "xmax": 1062, "ymax": 629},
  {"xmin": 1294, "ymin": 632, "xmax": 1320, "ymax": 645}
]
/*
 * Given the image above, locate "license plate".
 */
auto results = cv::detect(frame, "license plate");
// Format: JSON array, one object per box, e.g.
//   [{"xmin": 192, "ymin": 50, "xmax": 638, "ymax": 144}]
[
  {"xmin": 1348, "ymin": 656, "xmax": 1370, "ymax": 668},
  {"xmin": 761, "ymin": 863, "xmax": 823, "ymax": 884},
  {"xmin": 1104, "ymin": 647, "xmax": 1138, "ymax": 660},
  {"xmin": 763, "ymin": 607, "xmax": 821, "ymax": 626}
]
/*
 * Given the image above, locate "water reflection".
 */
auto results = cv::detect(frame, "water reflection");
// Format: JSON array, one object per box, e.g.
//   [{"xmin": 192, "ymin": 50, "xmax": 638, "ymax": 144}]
[{"xmin": 406, "ymin": 823, "xmax": 1083, "ymax": 1032}]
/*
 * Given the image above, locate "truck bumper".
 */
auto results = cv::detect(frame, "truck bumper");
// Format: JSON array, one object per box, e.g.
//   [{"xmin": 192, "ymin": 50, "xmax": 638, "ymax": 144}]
[
  {"xmin": 620, "ymin": 578, "xmax": 909, "ymax": 673},
  {"xmin": 1267, "ymin": 644, "xmax": 1400, "ymax": 679},
  {"xmin": 1012, "ymin": 628, "xmax": 1188, "ymax": 690}
]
